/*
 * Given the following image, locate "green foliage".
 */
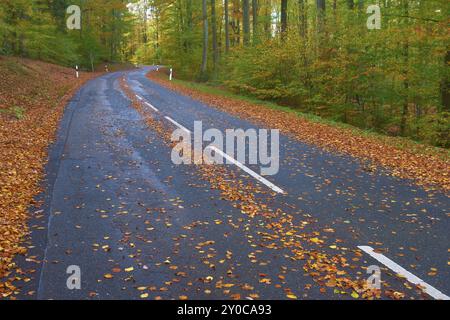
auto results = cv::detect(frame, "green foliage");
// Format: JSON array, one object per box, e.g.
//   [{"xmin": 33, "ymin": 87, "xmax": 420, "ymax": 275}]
[
  {"xmin": 417, "ymin": 112, "xmax": 450, "ymax": 147},
  {"xmin": 0, "ymin": 0, "xmax": 133, "ymax": 68},
  {"xmin": 12, "ymin": 106, "xmax": 25, "ymax": 119},
  {"xmin": 1, "ymin": 0, "xmax": 448, "ymax": 147},
  {"xmin": 138, "ymin": 0, "xmax": 449, "ymax": 147}
]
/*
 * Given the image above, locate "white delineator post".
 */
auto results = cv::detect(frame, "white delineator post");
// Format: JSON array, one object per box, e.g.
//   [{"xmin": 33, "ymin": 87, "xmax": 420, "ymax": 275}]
[
  {"xmin": 75, "ymin": 65, "xmax": 79, "ymax": 78},
  {"xmin": 170, "ymin": 68, "xmax": 173, "ymax": 81}
]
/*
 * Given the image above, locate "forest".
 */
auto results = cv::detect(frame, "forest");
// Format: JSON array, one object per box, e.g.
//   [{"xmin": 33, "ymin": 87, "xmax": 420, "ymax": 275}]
[
  {"xmin": 0, "ymin": 0, "xmax": 133, "ymax": 69},
  {"xmin": 1, "ymin": 0, "xmax": 449, "ymax": 147}
]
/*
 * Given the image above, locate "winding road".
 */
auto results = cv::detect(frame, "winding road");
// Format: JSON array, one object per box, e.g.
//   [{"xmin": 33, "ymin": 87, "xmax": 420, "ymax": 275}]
[{"xmin": 14, "ymin": 67, "xmax": 449, "ymax": 300}]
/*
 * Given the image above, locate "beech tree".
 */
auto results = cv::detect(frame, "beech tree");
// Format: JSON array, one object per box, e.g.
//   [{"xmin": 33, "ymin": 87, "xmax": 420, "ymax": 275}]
[{"xmin": 2, "ymin": 0, "xmax": 448, "ymax": 147}]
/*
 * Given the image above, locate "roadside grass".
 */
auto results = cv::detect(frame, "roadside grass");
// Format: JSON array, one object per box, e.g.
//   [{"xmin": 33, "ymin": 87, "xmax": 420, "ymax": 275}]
[
  {"xmin": 165, "ymin": 75, "xmax": 449, "ymax": 161},
  {"xmin": 0, "ymin": 106, "xmax": 25, "ymax": 119}
]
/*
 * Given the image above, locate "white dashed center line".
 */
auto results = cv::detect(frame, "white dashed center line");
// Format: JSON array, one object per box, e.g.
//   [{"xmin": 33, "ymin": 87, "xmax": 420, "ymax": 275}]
[
  {"xmin": 207, "ymin": 146, "xmax": 285, "ymax": 194},
  {"xmin": 136, "ymin": 95, "xmax": 159, "ymax": 112},
  {"xmin": 164, "ymin": 116, "xmax": 191, "ymax": 134},
  {"xmin": 131, "ymin": 86, "xmax": 445, "ymax": 301},
  {"xmin": 358, "ymin": 245, "xmax": 450, "ymax": 300},
  {"xmin": 144, "ymin": 101, "xmax": 159, "ymax": 112},
  {"xmin": 163, "ymin": 116, "xmax": 285, "ymax": 194},
  {"xmin": 132, "ymin": 90, "xmax": 285, "ymax": 194}
]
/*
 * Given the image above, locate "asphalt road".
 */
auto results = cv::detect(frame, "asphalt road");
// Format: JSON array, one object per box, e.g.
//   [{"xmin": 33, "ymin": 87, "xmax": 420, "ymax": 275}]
[{"xmin": 13, "ymin": 67, "xmax": 449, "ymax": 300}]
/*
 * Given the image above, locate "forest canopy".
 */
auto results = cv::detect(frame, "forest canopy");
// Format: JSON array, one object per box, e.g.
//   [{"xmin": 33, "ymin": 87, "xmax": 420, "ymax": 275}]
[
  {"xmin": 0, "ymin": 0, "xmax": 134, "ymax": 69},
  {"xmin": 1, "ymin": 0, "xmax": 449, "ymax": 147}
]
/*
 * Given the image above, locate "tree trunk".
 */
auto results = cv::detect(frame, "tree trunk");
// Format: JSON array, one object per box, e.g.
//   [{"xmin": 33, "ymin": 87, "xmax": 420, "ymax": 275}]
[
  {"xmin": 201, "ymin": 0, "xmax": 208, "ymax": 77},
  {"xmin": 233, "ymin": 0, "xmax": 240, "ymax": 45},
  {"xmin": 400, "ymin": 0, "xmax": 409, "ymax": 136},
  {"xmin": 243, "ymin": 0, "xmax": 250, "ymax": 45},
  {"xmin": 298, "ymin": 0, "xmax": 307, "ymax": 38},
  {"xmin": 441, "ymin": 49, "xmax": 450, "ymax": 111},
  {"xmin": 281, "ymin": 0, "xmax": 288, "ymax": 40},
  {"xmin": 316, "ymin": 0, "xmax": 325, "ymax": 33},
  {"xmin": 252, "ymin": 0, "xmax": 258, "ymax": 44},
  {"xmin": 224, "ymin": 0, "xmax": 230, "ymax": 52},
  {"xmin": 89, "ymin": 52, "xmax": 95, "ymax": 72},
  {"xmin": 186, "ymin": 0, "xmax": 193, "ymax": 51},
  {"xmin": 211, "ymin": 0, "xmax": 218, "ymax": 71},
  {"xmin": 263, "ymin": 0, "xmax": 271, "ymax": 39}
]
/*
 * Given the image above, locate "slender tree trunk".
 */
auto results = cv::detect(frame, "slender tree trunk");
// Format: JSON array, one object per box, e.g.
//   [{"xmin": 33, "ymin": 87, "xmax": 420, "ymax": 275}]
[
  {"xmin": 298, "ymin": 0, "xmax": 307, "ymax": 38},
  {"xmin": 243, "ymin": 0, "xmax": 250, "ymax": 45},
  {"xmin": 233, "ymin": 0, "xmax": 240, "ymax": 45},
  {"xmin": 90, "ymin": 52, "xmax": 95, "ymax": 72},
  {"xmin": 252, "ymin": 0, "xmax": 258, "ymax": 44},
  {"xmin": 224, "ymin": 0, "xmax": 230, "ymax": 52},
  {"xmin": 155, "ymin": 10, "xmax": 160, "ymax": 51},
  {"xmin": 185, "ymin": 0, "xmax": 193, "ymax": 52},
  {"xmin": 211, "ymin": 0, "xmax": 218, "ymax": 71},
  {"xmin": 142, "ymin": 1, "xmax": 148, "ymax": 43},
  {"xmin": 201, "ymin": 0, "xmax": 208, "ymax": 77},
  {"xmin": 316, "ymin": 0, "xmax": 325, "ymax": 33},
  {"xmin": 400, "ymin": 0, "xmax": 409, "ymax": 136},
  {"xmin": 264, "ymin": 0, "xmax": 271, "ymax": 39},
  {"xmin": 281, "ymin": 0, "xmax": 288, "ymax": 40},
  {"xmin": 441, "ymin": 49, "xmax": 450, "ymax": 111}
]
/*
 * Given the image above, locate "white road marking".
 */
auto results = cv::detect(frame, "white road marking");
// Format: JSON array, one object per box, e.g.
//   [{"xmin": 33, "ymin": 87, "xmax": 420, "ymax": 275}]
[
  {"xmin": 358, "ymin": 245, "xmax": 450, "ymax": 300},
  {"xmin": 135, "ymin": 94, "xmax": 159, "ymax": 112},
  {"xmin": 207, "ymin": 146, "xmax": 285, "ymax": 194},
  {"xmin": 145, "ymin": 101, "xmax": 159, "ymax": 112},
  {"xmin": 165, "ymin": 116, "xmax": 191, "ymax": 134},
  {"xmin": 163, "ymin": 117, "xmax": 285, "ymax": 194}
]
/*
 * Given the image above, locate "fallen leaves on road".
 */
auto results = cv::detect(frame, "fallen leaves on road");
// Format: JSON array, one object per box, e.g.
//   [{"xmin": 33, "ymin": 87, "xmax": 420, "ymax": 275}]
[
  {"xmin": 148, "ymin": 71, "xmax": 449, "ymax": 192},
  {"xmin": 197, "ymin": 163, "xmax": 383, "ymax": 299},
  {"xmin": 0, "ymin": 57, "xmax": 99, "ymax": 298},
  {"xmin": 120, "ymin": 75, "xmax": 401, "ymax": 300}
]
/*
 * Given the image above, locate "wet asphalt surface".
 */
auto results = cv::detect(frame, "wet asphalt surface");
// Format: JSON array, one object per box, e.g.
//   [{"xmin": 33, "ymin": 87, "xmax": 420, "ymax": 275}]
[{"xmin": 11, "ymin": 67, "xmax": 449, "ymax": 300}]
